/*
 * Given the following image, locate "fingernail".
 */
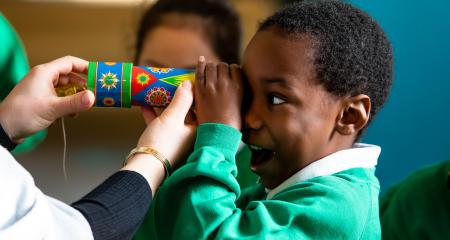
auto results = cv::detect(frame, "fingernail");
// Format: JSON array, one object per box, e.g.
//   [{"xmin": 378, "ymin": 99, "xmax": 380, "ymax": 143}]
[
  {"xmin": 81, "ymin": 91, "xmax": 91, "ymax": 106},
  {"xmin": 199, "ymin": 56, "xmax": 205, "ymax": 62},
  {"xmin": 182, "ymin": 80, "xmax": 192, "ymax": 90}
]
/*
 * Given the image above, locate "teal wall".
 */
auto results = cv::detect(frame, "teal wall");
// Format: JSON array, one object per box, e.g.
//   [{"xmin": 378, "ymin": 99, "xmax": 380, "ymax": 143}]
[{"xmin": 349, "ymin": 0, "xmax": 450, "ymax": 192}]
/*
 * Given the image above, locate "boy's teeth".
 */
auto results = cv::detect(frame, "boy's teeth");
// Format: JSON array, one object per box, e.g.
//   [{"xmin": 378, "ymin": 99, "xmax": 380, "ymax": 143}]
[{"xmin": 249, "ymin": 145, "xmax": 264, "ymax": 151}]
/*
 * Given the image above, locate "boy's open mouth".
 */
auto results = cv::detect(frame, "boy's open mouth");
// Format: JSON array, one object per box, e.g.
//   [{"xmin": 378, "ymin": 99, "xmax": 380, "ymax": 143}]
[{"xmin": 248, "ymin": 144, "xmax": 275, "ymax": 170}]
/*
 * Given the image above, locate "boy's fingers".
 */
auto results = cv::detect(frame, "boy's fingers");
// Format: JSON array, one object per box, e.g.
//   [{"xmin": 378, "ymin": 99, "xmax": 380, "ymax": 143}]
[
  {"xmin": 196, "ymin": 56, "xmax": 206, "ymax": 89},
  {"xmin": 162, "ymin": 81, "xmax": 194, "ymax": 120},
  {"xmin": 205, "ymin": 62, "xmax": 217, "ymax": 89},
  {"xmin": 218, "ymin": 62, "xmax": 230, "ymax": 86},
  {"xmin": 230, "ymin": 64, "xmax": 243, "ymax": 87}
]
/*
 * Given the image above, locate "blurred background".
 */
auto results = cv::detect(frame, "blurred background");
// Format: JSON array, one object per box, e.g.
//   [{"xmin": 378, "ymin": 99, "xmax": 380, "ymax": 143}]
[
  {"xmin": 1, "ymin": 0, "xmax": 279, "ymax": 203},
  {"xmin": 1, "ymin": 0, "xmax": 449, "ymax": 203}
]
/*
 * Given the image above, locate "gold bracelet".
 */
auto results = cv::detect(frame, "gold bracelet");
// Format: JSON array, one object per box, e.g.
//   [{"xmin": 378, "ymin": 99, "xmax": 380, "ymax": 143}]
[{"xmin": 124, "ymin": 146, "xmax": 172, "ymax": 178}]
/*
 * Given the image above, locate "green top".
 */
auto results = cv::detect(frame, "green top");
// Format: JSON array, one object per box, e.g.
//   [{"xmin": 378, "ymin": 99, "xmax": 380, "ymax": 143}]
[
  {"xmin": 134, "ymin": 123, "xmax": 381, "ymax": 239},
  {"xmin": 235, "ymin": 144, "xmax": 258, "ymax": 188},
  {"xmin": 0, "ymin": 14, "xmax": 46, "ymax": 154},
  {"xmin": 134, "ymin": 133, "xmax": 257, "ymax": 240},
  {"xmin": 380, "ymin": 160, "xmax": 450, "ymax": 240}
]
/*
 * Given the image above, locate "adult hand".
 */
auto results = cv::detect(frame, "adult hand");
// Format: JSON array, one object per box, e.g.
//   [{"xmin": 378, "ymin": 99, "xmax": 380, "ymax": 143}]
[
  {"xmin": 194, "ymin": 56, "xmax": 244, "ymax": 130},
  {"xmin": 0, "ymin": 56, "xmax": 95, "ymax": 143},
  {"xmin": 139, "ymin": 80, "xmax": 196, "ymax": 167},
  {"xmin": 122, "ymin": 81, "xmax": 196, "ymax": 193}
]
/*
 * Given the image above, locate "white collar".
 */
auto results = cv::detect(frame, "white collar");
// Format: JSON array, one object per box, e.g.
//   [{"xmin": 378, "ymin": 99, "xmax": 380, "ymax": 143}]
[{"xmin": 265, "ymin": 143, "xmax": 380, "ymax": 200}]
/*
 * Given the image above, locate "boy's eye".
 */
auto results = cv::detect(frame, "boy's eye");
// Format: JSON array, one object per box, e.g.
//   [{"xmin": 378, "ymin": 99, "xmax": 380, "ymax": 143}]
[{"xmin": 269, "ymin": 94, "xmax": 286, "ymax": 105}]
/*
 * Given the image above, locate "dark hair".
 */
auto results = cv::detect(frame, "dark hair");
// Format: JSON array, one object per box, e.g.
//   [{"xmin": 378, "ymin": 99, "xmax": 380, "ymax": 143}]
[
  {"xmin": 135, "ymin": 0, "xmax": 242, "ymax": 64},
  {"xmin": 259, "ymin": 0, "xmax": 393, "ymax": 126}
]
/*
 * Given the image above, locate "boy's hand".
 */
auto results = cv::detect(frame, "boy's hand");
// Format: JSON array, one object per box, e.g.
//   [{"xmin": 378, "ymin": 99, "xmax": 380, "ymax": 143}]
[{"xmin": 194, "ymin": 56, "xmax": 243, "ymax": 130}]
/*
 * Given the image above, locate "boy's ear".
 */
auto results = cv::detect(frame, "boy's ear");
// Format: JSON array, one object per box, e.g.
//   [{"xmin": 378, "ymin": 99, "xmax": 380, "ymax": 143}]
[{"xmin": 335, "ymin": 94, "xmax": 371, "ymax": 136}]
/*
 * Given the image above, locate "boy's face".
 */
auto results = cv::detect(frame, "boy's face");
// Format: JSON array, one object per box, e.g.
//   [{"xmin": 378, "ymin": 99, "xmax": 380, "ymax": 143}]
[{"xmin": 242, "ymin": 29, "xmax": 346, "ymax": 189}]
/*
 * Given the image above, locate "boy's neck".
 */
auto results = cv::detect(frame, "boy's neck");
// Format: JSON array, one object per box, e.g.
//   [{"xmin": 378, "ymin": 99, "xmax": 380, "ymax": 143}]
[{"xmin": 313, "ymin": 135, "xmax": 356, "ymax": 165}]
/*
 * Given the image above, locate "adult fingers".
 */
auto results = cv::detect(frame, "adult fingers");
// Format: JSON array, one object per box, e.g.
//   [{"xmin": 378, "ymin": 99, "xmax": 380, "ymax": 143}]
[
  {"xmin": 161, "ymin": 81, "xmax": 194, "ymax": 121},
  {"xmin": 58, "ymin": 72, "xmax": 87, "ymax": 86},
  {"xmin": 141, "ymin": 106, "xmax": 157, "ymax": 125},
  {"xmin": 52, "ymin": 90, "xmax": 95, "ymax": 117},
  {"xmin": 45, "ymin": 56, "xmax": 88, "ymax": 86},
  {"xmin": 153, "ymin": 107, "xmax": 164, "ymax": 117}
]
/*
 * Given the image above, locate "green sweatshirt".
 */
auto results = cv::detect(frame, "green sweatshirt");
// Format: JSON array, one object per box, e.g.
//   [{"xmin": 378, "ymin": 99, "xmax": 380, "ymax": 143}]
[
  {"xmin": 134, "ymin": 123, "xmax": 381, "ymax": 239},
  {"xmin": 0, "ymin": 14, "xmax": 46, "ymax": 154},
  {"xmin": 380, "ymin": 160, "xmax": 450, "ymax": 240},
  {"xmin": 235, "ymin": 144, "xmax": 258, "ymax": 188}
]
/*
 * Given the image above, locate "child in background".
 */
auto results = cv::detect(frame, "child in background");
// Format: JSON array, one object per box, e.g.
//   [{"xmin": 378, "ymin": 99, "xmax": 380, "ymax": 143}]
[
  {"xmin": 146, "ymin": 0, "xmax": 393, "ymax": 239},
  {"xmin": 133, "ymin": 0, "xmax": 258, "ymax": 189},
  {"xmin": 134, "ymin": 0, "xmax": 238, "ymax": 68},
  {"xmin": 134, "ymin": 0, "xmax": 259, "ymax": 187},
  {"xmin": 132, "ymin": 0, "xmax": 257, "ymax": 239},
  {"xmin": 380, "ymin": 160, "xmax": 450, "ymax": 239}
]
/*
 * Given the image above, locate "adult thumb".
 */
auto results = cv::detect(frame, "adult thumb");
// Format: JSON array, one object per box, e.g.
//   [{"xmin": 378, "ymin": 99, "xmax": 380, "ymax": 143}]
[
  {"xmin": 161, "ymin": 81, "xmax": 193, "ymax": 120},
  {"xmin": 53, "ymin": 90, "xmax": 95, "ymax": 117}
]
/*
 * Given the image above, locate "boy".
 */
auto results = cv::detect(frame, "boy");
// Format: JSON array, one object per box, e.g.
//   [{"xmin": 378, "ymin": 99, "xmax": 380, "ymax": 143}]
[{"xmin": 142, "ymin": 1, "xmax": 392, "ymax": 239}]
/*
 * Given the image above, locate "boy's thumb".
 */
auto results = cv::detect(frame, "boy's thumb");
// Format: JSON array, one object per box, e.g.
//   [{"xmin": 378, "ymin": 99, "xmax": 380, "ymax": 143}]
[
  {"xmin": 53, "ymin": 90, "xmax": 95, "ymax": 117},
  {"xmin": 162, "ymin": 81, "xmax": 193, "ymax": 120}
]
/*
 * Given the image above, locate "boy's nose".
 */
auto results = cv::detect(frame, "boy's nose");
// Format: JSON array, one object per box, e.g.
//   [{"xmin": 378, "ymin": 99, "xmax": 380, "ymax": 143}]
[{"xmin": 244, "ymin": 106, "xmax": 263, "ymax": 131}]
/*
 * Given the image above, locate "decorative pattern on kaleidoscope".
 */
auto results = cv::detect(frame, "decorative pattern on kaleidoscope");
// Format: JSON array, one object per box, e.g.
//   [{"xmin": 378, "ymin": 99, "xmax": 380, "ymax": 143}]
[
  {"xmin": 145, "ymin": 87, "xmax": 171, "ymax": 106},
  {"xmin": 87, "ymin": 62, "xmax": 194, "ymax": 108},
  {"xmin": 99, "ymin": 71, "xmax": 119, "ymax": 90}
]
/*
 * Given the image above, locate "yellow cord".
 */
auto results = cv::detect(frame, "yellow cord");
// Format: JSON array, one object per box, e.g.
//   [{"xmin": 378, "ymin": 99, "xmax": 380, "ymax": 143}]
[
  {"xmin": 61, "ymin": 117, "xmax": 68, "ymax": 182},
  {"xmin": 55, "ymin": 83, "xmax": 86, "ymax": 97},
  {"xmin": 55, "ymin": 83, "xmax": 86, "ymax": 182}
]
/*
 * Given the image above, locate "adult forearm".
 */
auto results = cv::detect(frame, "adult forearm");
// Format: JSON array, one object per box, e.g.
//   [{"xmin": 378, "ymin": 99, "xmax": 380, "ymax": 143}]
[
  {"xmin": 71, "ymin": 170, "xmax": 152, "ymax": 240},
  {"xmin": 120, "ymin": 153, "xmax": 166, "ymax": 196}
]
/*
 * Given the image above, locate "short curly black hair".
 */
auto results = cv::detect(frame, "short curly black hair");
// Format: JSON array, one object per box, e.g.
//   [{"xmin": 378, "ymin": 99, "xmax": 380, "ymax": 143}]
[
  {"xmin": 259, "ymin": 0, "xmax": 393, "ymax": 126},
  {"xmin": 135, "ymin": 0, "xmax": 241, "ymax": 64}
]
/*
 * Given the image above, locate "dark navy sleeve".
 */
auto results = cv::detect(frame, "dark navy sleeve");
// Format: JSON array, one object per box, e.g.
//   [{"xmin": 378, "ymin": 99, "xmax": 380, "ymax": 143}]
[
  {"xmin": 72, "ymin": 170, "xmax": 152, "ymax": 240},
  {"xmin": 0, "ymin": 123, "xmax": 17, "ymax": 151}
]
